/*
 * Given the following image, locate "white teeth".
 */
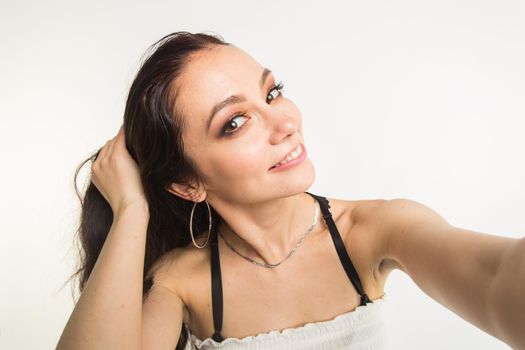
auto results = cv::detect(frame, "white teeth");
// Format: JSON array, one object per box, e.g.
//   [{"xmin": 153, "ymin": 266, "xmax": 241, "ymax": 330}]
[{"xmin": 273, "ymin": 144, "xmax": 303, "ymax": 168}]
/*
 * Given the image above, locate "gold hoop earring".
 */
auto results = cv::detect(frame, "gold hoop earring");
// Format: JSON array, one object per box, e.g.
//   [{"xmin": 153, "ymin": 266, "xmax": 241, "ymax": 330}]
[{"xmin": 189, "ymin": 199, "xmax": 212, "ymax": 249}]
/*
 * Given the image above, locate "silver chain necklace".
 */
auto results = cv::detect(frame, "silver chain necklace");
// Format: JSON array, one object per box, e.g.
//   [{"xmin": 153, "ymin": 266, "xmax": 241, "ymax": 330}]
[{"xmin": 218, "ymin": 199, "xmax": 319, "ymax": 269}]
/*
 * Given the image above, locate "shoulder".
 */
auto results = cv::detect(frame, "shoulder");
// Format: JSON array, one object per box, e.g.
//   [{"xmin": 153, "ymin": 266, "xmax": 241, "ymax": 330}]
[
  {"xmin": 364, "ymin": 198, "xmax": 450, "ymax": 274},
  {"xmin": 149, "ymin": 243, "xmax": 210, "ymax": 292},
  {"xmin": 325, "ymin": 195, "xmax": 387, "ymax": 239},
  {"xmin": 323, "ymin": 196, "xmax": 389, "ymax": 294},
  {"xmin": 146, "ymin": 243, "xmax": 211, "ymax": 319},
  {"xmin": 369, "ymin": 197, "xmax": 447, "ymax": 225},
  {"xmin": 347, "ymin": 197, "xmax": 448, "ymax": 242},
  {"xmin": 370, "ymin": 197, "xmax": 450, "ymax": 244},
  {"xmin": 324, "ymin": 196, "xmax": 447, "ymax": 288},
  {"xmin": 321, "ymin": 195, "xmax": 386, "ymax": 224}
]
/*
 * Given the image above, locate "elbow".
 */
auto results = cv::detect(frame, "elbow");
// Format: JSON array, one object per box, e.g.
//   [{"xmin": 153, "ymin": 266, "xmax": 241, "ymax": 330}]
[{"xmin": 486, "ymin": 236, "xmax": 525, "ymax": 348}]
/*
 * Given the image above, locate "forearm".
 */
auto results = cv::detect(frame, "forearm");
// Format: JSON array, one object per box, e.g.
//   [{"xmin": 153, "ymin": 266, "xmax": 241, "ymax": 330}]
[
  {"xmin": 403, "ymin": 227, "xmax": 524, "ymax": 348},
  {"xmin": 395, "ymin": 226, "xmax": 512, "ymax": 336},
  {"xmin": 56, "ymin": 203, "xmax": 149, "ymax": 350},
  {"xmin": 487, "ymin": 236, "xmax": 525, "ymax": 349}
]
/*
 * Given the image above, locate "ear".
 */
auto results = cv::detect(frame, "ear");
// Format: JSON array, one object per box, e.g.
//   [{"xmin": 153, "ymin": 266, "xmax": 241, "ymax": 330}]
[{"xmin": 166, "ymin": 180, "xmax": 207, "ymax": 202}]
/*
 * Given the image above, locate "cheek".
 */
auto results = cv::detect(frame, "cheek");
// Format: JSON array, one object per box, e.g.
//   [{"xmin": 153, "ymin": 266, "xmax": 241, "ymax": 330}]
[
  {"xmin": 233, "ymin": 152, "xmax": 262, "ymax": 171},
  {"xmin": 208, "ymin": 145, "xmax": 267, "ymax": 179}
]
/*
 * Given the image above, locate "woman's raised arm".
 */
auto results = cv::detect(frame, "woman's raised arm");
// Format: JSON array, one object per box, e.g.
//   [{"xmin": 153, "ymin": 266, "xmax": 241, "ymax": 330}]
[
  {"xmin": 56, "ymin": 204, "xmax": 150, "ymax": 350},
  {"xmin": 375, "ymin": 198, "xmax": 524, "ymax": 349},
  {"xmin": 56, "ymin": 126, "xmax": 185, "ymax": 349}
]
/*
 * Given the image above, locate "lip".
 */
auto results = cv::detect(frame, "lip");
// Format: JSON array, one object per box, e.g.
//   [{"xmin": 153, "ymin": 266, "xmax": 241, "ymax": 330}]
[{"xmin": 268, "ymin": 143, "xmax": 307, "ymax": 172}]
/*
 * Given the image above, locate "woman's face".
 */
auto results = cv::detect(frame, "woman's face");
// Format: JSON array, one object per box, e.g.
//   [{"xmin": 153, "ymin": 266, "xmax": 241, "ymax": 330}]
[{"xmin": 172, "ymin": 44, "xmax": 315, "ymax": 204}]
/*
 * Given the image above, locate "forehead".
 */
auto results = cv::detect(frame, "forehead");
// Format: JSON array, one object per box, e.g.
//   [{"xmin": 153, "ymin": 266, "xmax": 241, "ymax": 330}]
[
  {"xmin": 174, "ymin": 45, "xmax": 265, "ymax": 114},
  {"xmin": 182, "ymin": 45, "xmax": 263, "ymax": 88}
]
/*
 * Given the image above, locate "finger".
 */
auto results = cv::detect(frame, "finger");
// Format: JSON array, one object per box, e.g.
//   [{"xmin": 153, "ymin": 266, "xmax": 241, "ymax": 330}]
[
  {"xmin": 106, "ymin": 127, "xmax": 121, "ymax": 157},
  {"xmin": 114, "ymin": 127, "xmax": 131, "ymax": 159},
  {"xmin": 94, "ymin": 140, "xmax": 113, "ymax": 169},
  {"xmin": 114, "ymin": 125, "xmax": 126, "ymax": 147},
  {"xmin": 108, "ymin": 136, "xmax": 116, "ymax": 157},
  {"xmin": 110, "ymin": 124, "xmax": 124, "ymax": 144},
  {"xmin": 101, "ymin": 139, "xmax": 112, "ymax": 158},
  {"xmin": 94, "ymin": 141, "xmax": 108, "ymax": 164},
  {"xmin": 91, "ymin": 148, "xmax": 102, "ymax": 162}
]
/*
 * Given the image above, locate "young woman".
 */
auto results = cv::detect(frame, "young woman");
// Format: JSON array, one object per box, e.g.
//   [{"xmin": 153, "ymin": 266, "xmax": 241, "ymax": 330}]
[{"xmin": 57, "ymin": 31, "xmax": 525, "ymax": 350}]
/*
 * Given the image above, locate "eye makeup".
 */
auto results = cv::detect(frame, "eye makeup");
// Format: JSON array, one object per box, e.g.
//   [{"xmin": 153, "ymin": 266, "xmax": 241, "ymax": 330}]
[{"xmin": 219, "ymin": 81, "xmax": 285, "ymax": 137}]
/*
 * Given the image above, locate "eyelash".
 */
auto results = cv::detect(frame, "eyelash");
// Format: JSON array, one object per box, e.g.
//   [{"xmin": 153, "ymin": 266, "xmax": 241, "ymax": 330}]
[{"xmin": 220, "ymin": 81, "xmax": 285, "ymax": 136}]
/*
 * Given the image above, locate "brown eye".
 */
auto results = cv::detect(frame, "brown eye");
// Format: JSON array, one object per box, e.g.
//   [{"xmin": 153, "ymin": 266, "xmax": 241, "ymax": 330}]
[
  {"xmin": 222, "ymin": 114, "xmax": 248, "ymax": 135},
  {"xmin": 266, "ymin": 81, "xmax": 284, "ymax": 103}
]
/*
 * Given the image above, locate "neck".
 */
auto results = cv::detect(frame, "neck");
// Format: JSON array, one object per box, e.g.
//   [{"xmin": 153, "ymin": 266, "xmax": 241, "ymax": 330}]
[{"xmin": 208, "ymin": 192, "xmax": 318, "ymax": 266}]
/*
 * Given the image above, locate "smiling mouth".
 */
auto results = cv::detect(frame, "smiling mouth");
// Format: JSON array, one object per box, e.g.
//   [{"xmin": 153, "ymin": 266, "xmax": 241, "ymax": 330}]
[{"xmin": 269, "ymin": 144, "xmax": 304, "ymax": 170}]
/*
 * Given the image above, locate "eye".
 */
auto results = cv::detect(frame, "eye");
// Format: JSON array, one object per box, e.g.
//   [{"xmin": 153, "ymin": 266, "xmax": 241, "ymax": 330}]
[
  {"xmin": 220, "ymin": 81, "xmax": 285, "ymax": 137},
  {"xmin": 221, "ymin": 113, "xmax": 248, "ymax": 136},
  {"xmin": 266, "ymin": 81, "xmax": 284, "ymax": 103}
]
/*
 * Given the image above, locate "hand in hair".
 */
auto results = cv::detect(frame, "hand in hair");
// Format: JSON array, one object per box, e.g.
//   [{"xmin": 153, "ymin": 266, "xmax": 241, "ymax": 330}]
[{"xmin": 91, "ymin": 125, "xmax": 148, "ymax": 216}]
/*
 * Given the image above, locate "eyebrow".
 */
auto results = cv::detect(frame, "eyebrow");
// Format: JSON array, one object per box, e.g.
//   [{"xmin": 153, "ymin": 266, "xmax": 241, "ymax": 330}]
[{"xmin": 206, "ymin": 67, "xmax": 272, "ymax": 134}]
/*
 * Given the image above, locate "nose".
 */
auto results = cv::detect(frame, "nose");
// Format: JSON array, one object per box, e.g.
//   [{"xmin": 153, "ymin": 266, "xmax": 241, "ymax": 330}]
[{"xmin": 266, "ymin": 108, "xmax": 299, "ymax": 145}]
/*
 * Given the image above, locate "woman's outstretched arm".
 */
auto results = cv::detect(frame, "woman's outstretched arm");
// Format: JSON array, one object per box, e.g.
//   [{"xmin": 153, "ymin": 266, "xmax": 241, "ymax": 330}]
[{"xmin": 375, "ymin": 198, "xmax": 524, "ymax": 349}]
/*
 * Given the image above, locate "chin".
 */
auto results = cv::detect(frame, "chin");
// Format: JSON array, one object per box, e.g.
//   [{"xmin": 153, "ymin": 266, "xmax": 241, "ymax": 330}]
[{"xmin": 275, "ymin": 159, "xmax": 316, "ymax": 196}]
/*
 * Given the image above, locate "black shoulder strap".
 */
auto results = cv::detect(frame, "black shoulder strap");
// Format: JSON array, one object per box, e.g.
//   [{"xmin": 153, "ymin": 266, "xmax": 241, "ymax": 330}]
[
  {"xmin": 305, "ymin": 192, "xmax": 371, "ymax": 306},
  {"xmin": 209, "ymin": 192, "xmax": 370, "ymax": 343},
  {"xmin": 210, "ymin": 225, "xmax": 225, "ymax": 342}
]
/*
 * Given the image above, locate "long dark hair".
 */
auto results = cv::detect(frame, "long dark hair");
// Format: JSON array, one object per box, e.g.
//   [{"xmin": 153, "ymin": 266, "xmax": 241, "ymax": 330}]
[{"xmin": 70, "ymin": 31, "xmax": 229, "ymax": 349}]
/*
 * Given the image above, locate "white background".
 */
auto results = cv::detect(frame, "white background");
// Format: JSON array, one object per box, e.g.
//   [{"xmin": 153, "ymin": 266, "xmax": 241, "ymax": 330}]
[{"xmin": 1, "ymin": 0, "xmax": 524, "ymax": 349}]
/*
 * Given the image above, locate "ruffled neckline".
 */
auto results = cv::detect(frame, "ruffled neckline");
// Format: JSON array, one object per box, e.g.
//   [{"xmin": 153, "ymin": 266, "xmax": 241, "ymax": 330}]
[{"xmin": 187, "ymin": 294, "xmax": 386, "ymax": 347}]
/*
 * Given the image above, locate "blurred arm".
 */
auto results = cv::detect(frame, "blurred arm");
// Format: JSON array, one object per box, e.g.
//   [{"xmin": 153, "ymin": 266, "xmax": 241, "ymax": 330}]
[{"xmin": 376, "ymin": 198, "xmax": 524, "ymax": 348}]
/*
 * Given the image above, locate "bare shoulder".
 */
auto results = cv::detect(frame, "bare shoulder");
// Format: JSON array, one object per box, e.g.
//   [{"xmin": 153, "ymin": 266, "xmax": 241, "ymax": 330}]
[
  {"xmin": 141, "ymin": 244, "xmax": 210, "ymax": 348},
  {"xmin": 326, "ymin": 195, "xmax": 388, "ymax": 238},
  {"xmin": 347, "ymin": 197, "xmax": 389, "ymax": 225},
  {"xmin": 323, "ymin": 196, "xmax": 389, "ymax": 296},
  {"xmin": 148, "ymin": 242, "xmax": 210, "ymax": 293},
  {"xmin": 324, "ymin": 196, "xmax": 449, "ymax": 291},
  {"xmin": 145, "ymin": 243, "xmax": 211, "ymax": 319},
  {"xmin": 350, "ymin": 196, "xmax": 445, "ymax": 234},
  {"xmin": 371, "ymin": 197, "xmax": 451, "ymax": 248},
  {"xmin": 370, "ymin": 197, "xmax": 448, "ymax": 227},
  {"xmin": 364, "ymin": 198, "xmax": 451, "ymax": 275},
  {"xmin": 321, "ymin": 195, "xmax": 386, "ymax": 222}
]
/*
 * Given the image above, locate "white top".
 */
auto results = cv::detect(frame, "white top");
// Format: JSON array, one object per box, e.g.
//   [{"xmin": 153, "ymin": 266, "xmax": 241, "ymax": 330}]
[{"xmin": 183, "ymin": 295, "xmax": 388, "ymax": 350}]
